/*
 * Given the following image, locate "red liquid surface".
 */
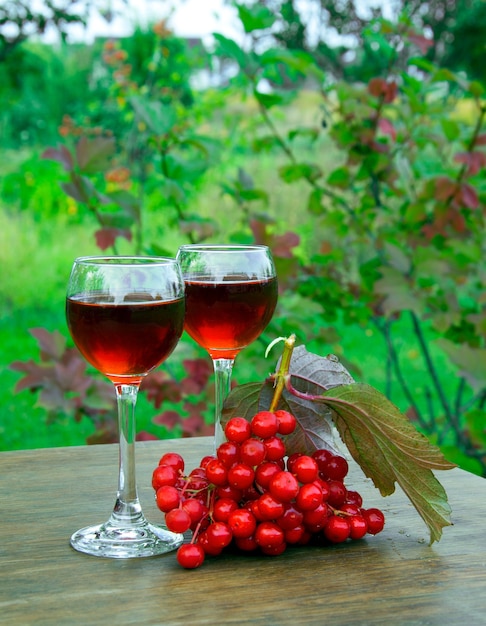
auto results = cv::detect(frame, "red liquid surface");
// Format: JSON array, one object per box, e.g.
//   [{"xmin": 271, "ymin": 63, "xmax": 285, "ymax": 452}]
[
  {"xmin": 183, "ymin": 276, "xmax": 278, "ymax": 359},
  {"xmin": 66, "ymin": 293, "xmax": 185, "ymax": 384}
]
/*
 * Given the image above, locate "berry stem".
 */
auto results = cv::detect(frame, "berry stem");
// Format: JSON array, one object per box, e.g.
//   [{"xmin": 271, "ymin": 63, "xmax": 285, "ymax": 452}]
[{"xmin": 269, "ymin": 334, "xmax": 296, "ymax": 412}]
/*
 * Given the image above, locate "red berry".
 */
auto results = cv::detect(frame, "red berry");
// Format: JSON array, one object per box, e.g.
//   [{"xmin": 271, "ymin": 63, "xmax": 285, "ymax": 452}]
[
  {"xmin": 324, "ymin": 515, "xmax": 351, "ymax": 543},
  {"xmin": 363, "ymin": 508, "xmax": 385, "ymax": 535},
  {"xmin": 184, "ymin": 479, "xmax": 209, "ymax": 501},
  {"xmin": 284, "ymin": 525, "xmax": 305, "ymax": 544},
  {"xmin": 349, "ymin": 514, "xmax": 368, "ymax": 540},
  {"xmin": 274, "ymin": 409, "xmax": 297, "ymax": 435},
  {"xmin": 276, "ymin": 503, "xmax": 303, "ymax": 530},
  {"xmin": 346, "ymin": 490, "xmax": 363, "ymax": 507},
  {"xmin": 197, "ymin": 530, "xmax": 222, "ymax": 556},
  {"xmin": 215, "ymin": 484, "xmax": 242, "ymax": 501},
  {"xmin": 185, "ymin": 471, "xmax": 209, "ymax": 495},
  {"xmin": 165, "ymin": 508, "xmax": 192, "ymax": 534},
  {"xmin": 269, "ymin": 471, "xmax": 300, "ymax": 502},
  {"xmin": 257, "ymin": 493, "xmax": 285, "ymax": 521},
  {"xmin": 152, "ymin": 464, "xmax": 178, "ymax": 490},
  {"xmin": 302, "ymin": 503, "xmax": 330, "ymax": 531},
  {"xmin": 255, "ymin": 521, "xmax": 285, "ymax": 549},
  {"xmin": 324, "ymin": 455, "xmax": 349, "ymax": 481},
  {"xmin": 212, "ymin": 498, "xmax": 238, "ymax": 523},
  {"xmin": 240, "ymin": 438, "xmax": 266, "ymax": 466},
  {"xmin": 217, "ymin": 441, "xmax": 240, "ymax": 468},
  {"xmin": 158, "ymin": 452, "xmax": 185, "ymax": 474},
  {"xmin": 225, "ymin": 417, "xmax": 251, "ymax": 443},
  {"xmin": 228, "ymin": 508, "xmax": 257, "ymax": 538},
  {"xmin": 291, "ymin": 455, "xmax": 319, "ymax": 483},
  {"xmin": 199, "ymin": 455, "xmax": 216, "ymax": 469},
  {"xmin": 155, "ymin": 485, "xmax": 181, "ymax": 512},
  {"xmin": 314, "ymin": 477, "xmax": 330, "ymax": 501},
  {"xmin": 247, "ymin": 499, "xmax": 264, "ymax": 522},
  {"xmin": 228, "ymin": 463, "xmax": 255, "ymax": 490},
  {"xmin": 205, "ymin": 522, "xmax": 233, "ymax": 550},
  {"xmin": 327, "ymin": 480, "xmax": 347, "ymax": 508},
  {"xmin": 296, "ymin": 482, "xmax": 324, "ymax": 511},
  {"xmin": 287, "ymin": 452, "xmax": 303, "ymax": 473},
  {"xmin": 311, "ymin": 449, "xmax": 333, "ymax": 472},
  {"xmin": 182, "ymin": 498, "xmax": 207, "ymax": 525},
  {"xmin": 205, "ymin": 459, "xmax": 228, "ymax": 487},
  {"xmin": 339, "ymin": 503, "xmax": 361, "ymax": 516},
  {"xmin": 234, "ymin": 535, "xmax": 258, "ymax": 552},
  {"xmin": 263, "ymin": 436, "xmax": 286, "ymax": 462},
  {"xmin": 255, "ymin": 461, "xmax": 282, "ymax": 489},
  {"xmin": 250, "ymin": 411, "xmax": 279, "ymax": 439},
  {"xmin": 177, "ymin": 543, "xmax": 205, "ymax": 569}
]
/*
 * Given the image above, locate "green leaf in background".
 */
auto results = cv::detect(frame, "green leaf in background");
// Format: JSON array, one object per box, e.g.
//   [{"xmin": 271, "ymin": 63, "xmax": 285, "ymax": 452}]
[
  {"xmin": 327, "ymin": 166, "xmax": 351, "ymax": 188},
  {"xmin": 235, "ymin": 2, "xmax": 276, "ymax": 33},
  {"xmin": 130, "ymin": 96, "xmax": 177, "ymax": 136},
  {"xmin": 279, "ymin": 162, "xmax": 322, "ymax": 183},
  {"xmin": 260, "ymin": 48, "xmax": 325, "ymax": 82},
  {"xmin": 254, "ymin": 90, "xmax": 287, "ymax": 110},
  {"xmin": 212, "ymin": 33, "xmax": 249, "ymax": 69}
]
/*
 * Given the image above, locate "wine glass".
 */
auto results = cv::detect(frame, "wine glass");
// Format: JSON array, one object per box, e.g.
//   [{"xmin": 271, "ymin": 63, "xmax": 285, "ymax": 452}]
[
  {"xmin": 176, "ymin": 244, "xmax": 278, "ymax": 447},
  {"xmin": 66, "ymin": 256, "xmax": 185, "ymax": 558}
]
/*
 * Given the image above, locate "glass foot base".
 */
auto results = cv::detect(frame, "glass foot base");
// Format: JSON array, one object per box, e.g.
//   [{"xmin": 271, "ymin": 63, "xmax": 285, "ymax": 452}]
[{"xmin": 70, "ymin": 519, "xmax": 183, "ymax": 559}]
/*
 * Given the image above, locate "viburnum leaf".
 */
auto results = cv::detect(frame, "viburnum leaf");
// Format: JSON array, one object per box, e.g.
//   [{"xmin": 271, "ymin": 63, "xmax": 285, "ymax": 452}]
[{"xmin": 320, "ymin": 383, "xmax": 455, "ymax": 544}]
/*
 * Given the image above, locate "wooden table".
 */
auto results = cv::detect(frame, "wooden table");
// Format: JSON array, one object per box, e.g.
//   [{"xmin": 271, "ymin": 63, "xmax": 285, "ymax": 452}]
[{"xmin": 1, "ymin": 437, "xmax": 485, "ymax": 626}]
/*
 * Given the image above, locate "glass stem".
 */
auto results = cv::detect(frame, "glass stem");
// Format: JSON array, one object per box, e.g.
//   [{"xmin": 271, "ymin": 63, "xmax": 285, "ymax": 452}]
[
  {"xmin": 110, "ymin": 383, "xmax": 144, "ymax": 527},
  {"xmin": 212, "ymin": 358, "xmax": 234, "ymax": 450}
]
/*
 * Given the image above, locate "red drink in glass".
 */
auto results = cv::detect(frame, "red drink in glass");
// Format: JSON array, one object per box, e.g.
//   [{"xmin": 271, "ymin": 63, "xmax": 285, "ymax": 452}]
[
  {"xmin": 183, "ymin": 275, "xmax": 278, "ymax": 359},
  {"xmin": 67, "ymin": 293, "xmax": 185, "ymax": 384}
]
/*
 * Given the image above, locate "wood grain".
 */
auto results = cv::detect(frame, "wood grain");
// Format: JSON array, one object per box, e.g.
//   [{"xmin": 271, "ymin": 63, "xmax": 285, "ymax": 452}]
[{"xmin": 1, "ymin": 437, "xmax": 485, "ymax": 626}]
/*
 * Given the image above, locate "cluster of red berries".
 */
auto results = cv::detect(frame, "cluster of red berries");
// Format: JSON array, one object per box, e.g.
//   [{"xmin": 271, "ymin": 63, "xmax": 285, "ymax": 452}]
[{"xmin": 151, "ymin": 410, "xmax": 385, "ymax": 569}]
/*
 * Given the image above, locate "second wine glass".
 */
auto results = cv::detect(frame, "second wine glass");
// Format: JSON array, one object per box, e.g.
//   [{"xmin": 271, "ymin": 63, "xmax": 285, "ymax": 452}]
[{"xmin": 176, "ymin": 244, "xmax": 278, "ymax": 446}]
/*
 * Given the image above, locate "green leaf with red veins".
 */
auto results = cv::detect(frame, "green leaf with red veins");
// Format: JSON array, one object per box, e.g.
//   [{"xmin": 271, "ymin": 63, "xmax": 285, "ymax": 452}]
[{"xmin": 321, "ymin": 383, "xmax": 455, "ymax": 544}]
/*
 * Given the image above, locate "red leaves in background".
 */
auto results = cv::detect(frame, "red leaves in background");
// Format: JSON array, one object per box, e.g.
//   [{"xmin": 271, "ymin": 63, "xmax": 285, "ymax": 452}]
[
  {"xmin": 433, "ymin": 176, "xmax": 480, "ymax": 211},
  {"xmin": 41, "ymin": 145, "xmax": 74, "ymax": 172},
  {"xmin": 407, "ymin": 32, "xmax": 434, "ymax": 55},
  {"xmin": 11, "ymin": 330, "xmax": 215, "ymax": 443},
  {"xmin": 141, "ymin": 371, "xmax": 183, "ymax": 408},
  {"xmin": 10, "ymin": 329, "xmax": 115, "ymax": 421},
  {"xmin": 454, "ymin": 151, "xmax": 486, "ymax": 177},
  {"xmin": 368, "ymin": 78, "xmax": 398, "ymax": 103},
  {"xmin": 145, "ymin": 358, "xmax": 215, "ymax": 437},
  {"xmin": 378, "ymin": 118, "xmax": 397, "ymax": 141},
  {"xmin": 95, "ymin": 227, "xmax": 132, "ymax": 251},
  {"xmin": 179, "ymin": 358, "xmax": 213, "ymax": 395}
]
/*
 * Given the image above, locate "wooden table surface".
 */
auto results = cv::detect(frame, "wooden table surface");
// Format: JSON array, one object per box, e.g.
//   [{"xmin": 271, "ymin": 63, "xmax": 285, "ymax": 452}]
[{"xmin": 1, "ymin": 437, "xmax": 486, "ymax": 626}]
